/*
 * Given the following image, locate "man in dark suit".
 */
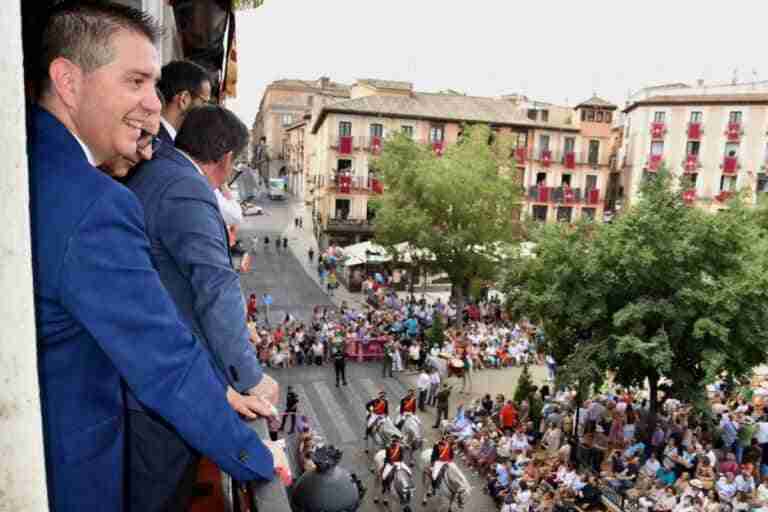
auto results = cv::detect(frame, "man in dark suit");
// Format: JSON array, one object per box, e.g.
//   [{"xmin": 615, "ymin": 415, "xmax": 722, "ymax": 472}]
[
  {"xmin": 27, "ymin": 3, "xmax": 274, "ymax": 511},
  {"xmin": 126, "ymin": 104, "xmax": 278, "ymax": 509},
  {"xmin": 156, "ymin": 60, "xmax": 211, "ymax": 145}
]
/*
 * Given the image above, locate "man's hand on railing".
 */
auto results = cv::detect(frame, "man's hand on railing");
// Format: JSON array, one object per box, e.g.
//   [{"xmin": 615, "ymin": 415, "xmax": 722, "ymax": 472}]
[
  {"xmin": 240, "ymin": 252, "xmax": 252, "ymax": 273},
  {"xmin": 227, "ymin": 386, "xmax": 277, "ymax": 420},
  {"xmin": 248, "ymin": 373, "xmax": 280, "ymax": 405}
]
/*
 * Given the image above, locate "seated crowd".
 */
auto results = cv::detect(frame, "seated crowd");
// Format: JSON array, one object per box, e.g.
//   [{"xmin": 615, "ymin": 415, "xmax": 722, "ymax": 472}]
[{"xmin": 441, "ymin": 378, "xmax": 768, "ymax": 511}]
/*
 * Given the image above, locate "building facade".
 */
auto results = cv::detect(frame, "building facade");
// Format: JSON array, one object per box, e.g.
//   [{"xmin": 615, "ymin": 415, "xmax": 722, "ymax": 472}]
[
  {"xmin": 619, "ymin": 81, "xmax": 768, "ymax": 209},
  {"xmin": 302, "ymin": 79, "xmax": 619, "ymax": 248},
  {"xmin": 251, "ymin": 77, "xmax": 350, "ymax": 185}
]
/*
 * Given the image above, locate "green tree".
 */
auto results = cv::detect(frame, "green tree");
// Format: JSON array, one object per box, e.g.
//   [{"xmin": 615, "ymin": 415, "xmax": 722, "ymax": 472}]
[
  {"xmin": 374, "ymin": 125, "xmax": 521, "ymax": 326},
  {"xmin": 506, "ymin": 169, "xmax": 768, "ymax": 414},
  {"xmin": 513, "ymin": 364, "xmax": 537, "ymax": 404},
  {"xmin": 232, "ymin": 0, "xmax": 266, "ymax": 9},
  {"xmin": 426, "ymin": 313, "xmax": 446, "ymax": 350}
]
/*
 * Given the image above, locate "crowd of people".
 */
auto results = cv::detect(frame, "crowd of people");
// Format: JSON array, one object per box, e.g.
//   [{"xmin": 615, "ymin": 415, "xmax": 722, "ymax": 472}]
[
  {"xmin": 435, "ymin": 374, "xmax": 768, "ymax": 512},
  {"xmin": 246, "ymin": 276, "xmax": 768, "ymax": 512}
]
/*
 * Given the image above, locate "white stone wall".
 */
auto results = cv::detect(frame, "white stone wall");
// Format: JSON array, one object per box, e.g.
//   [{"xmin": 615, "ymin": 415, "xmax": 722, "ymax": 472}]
[{"xmin": 0, "ymin": 2, "xmax": 48, "ymax": 510}]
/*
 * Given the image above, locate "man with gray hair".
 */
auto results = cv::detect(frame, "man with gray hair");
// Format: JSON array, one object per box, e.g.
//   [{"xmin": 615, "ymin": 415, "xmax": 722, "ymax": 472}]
[{"xmin": 27, "ymin": 2, "xmax": 274, "ymax": 510}]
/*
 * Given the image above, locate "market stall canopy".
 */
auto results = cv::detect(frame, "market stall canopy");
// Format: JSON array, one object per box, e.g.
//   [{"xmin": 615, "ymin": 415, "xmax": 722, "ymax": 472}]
[{"xmin": 339, "ymin": 241, "xmax": 433, "ymax": 266}]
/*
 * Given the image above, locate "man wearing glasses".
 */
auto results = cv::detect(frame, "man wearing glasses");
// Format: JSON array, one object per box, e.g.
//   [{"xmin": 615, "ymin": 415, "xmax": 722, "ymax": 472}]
[
  {"xmin": 156, "ymin": 60, "xmax": 212, "ymax": 144},
  {"xmin": 126, "ymin": 105, "xmax": 277, "ymax": 511},
  {"xmin": 157, "ymin": 60, "xmax": 245, "ymax": 262}
]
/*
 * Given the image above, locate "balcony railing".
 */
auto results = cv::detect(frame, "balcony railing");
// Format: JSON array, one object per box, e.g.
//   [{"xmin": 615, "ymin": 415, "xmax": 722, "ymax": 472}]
[
  {"xmin": 721, "ymin": 156, "xmax": 739, "ymax": 174},
  {"xmin": 726, "ymin": 122, "xmax": 742, "ymax": 142},
  {"xmin": 647, "ymin": 154, "xmax": 663, "ymax": 171},
  {"xmin": 326, "ymin": 217, "xmax": 375, "ymax": 233},
  {"xmin": 651, "ymin": 122, "xmax": 667, "ymax": 140},
  {"xmin": 540, "ymin": 149, "xmax": 553, "ymax": 167},
  {"xmin": 313, "ymin": 174, "xmax": 383, "ymax": 194},
  {"xmin": 527, "ymin": 186, "xmax": 587, "ymax": 204},
  {"xmin": 222, "ymin": 419, "xmax": 292, "ymax": 512},
  {"xmin": 552, "ymin": 186, "xmax": 582, "ymax": 204},
  {"xmin": 683, "ymin": 154, "xmax": 700, "ymax": 173},
  {"xmin": 563, "ymin": 151, "xmax": 576, "ymax": 169},
  {"xmin": 528, "ymin": 185, "xmax": 551, "ymax": 202},
  {"xmin": 687, "ymin": 122, "xmax": 702, "ymax": 140},
  {"xmin": 682, "ymin": 189, "xmax": 696, "ymax": 204},
  {"xmin": 330, "ymin": 135, "xmax": 366, "ymax": 155},
  {"xmin": 514, "ymin": 147, "xmax": 527, "ymax": 165},
  {"xmin": 366, "ymin": 135, "xmax": 383, "ymax": 155},
  {"xmin": 715, "ymin": 190, "xmax": 734, "ymax": 202},
  {"xmin": 586, "ymin": 188, "xmax": 601, "ymax": 205}
]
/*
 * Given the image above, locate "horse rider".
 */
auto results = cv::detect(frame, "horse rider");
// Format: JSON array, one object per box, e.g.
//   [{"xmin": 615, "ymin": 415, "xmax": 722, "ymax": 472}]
[
  {"xmin": 430, "ymin": 434, "xmax": 456, "ymax": 492},
  {"xmin": 365, "ymin": 390, "xmax": 389, "ymax": 452},
  {"xmin": 376, "ymin": 438, "xmax": 404, "ymax": 503},
  {"xmin": 396, "ymin": 389, "xmax": 418, "ymax": 430}
]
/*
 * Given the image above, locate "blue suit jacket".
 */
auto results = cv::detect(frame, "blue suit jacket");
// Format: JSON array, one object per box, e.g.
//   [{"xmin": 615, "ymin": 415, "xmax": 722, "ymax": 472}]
[
  {"xmin": 28, "ymin": 106, "xmax": 273, "ymax": 512},
  {"xmin": 126, "ymin": 145, "xmax": 262, "ymax": 395}
]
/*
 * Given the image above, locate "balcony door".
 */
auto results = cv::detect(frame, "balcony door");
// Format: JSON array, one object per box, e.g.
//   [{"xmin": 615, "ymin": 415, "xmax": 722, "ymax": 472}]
[
  {"xmin": 588, "ymin": 140, "xmax": 600, "ymax": 166},
  {"xmin": 564, "ymin": 137, "xmax": 575, "ymax": 154},
  {"xmin": 335, "ymin": 198, "xmax": 351, "ymax": 220},
  {"xmin": 339, "ymin": 121, "xmax": 352, "ymax": 137}
]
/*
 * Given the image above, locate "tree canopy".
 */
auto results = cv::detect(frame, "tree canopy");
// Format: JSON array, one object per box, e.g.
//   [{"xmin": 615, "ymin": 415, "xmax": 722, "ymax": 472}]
[
  {"xmin": 373, "ymin": 125, "xmax": 521, "ymax": 324},
  {"xmin": 505, "ymin": 169, "xmax": 768, "ymax": 413},
  {"xmin": 232, "ymin": 0, "xmax": 266, "ymax": 9}
]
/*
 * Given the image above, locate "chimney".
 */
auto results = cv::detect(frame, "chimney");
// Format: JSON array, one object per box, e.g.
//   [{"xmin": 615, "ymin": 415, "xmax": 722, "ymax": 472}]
[{"xmin": 319, "ymin": 76, "xmax": 330, "ymax": 89}]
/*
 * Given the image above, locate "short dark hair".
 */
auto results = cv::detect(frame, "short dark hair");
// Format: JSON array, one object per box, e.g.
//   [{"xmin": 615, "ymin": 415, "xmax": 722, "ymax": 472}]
[
  {"xmin": 157, "ymin": 60, "xmax": 211, "ymax": 105},
  {"xmin": 37, "ymin": 1, "xmax": 161, "ymax": 96},
  {"xmin": 175, "ymin": 105, "xmax": 249, "ymax": 164}
]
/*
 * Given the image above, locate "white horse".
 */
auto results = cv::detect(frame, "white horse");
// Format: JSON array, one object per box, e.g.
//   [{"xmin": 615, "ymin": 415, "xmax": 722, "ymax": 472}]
[
  {"xmin": 398, "ymin": 414, "xmax": 423, "ymax": 464},
  {"xmin": 373, "ymin": 449, "xmax": 414, "ymax": 511},
  {"xmin": 365, "ymin": 415, "xmax": 403, "ymax": 453},
  {"xmin": 417, "ymin": 448, "xmax": 471, "ymax": 512}
]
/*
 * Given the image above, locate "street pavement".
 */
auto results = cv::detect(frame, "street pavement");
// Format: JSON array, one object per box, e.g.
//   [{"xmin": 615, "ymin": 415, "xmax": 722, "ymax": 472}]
[{"xmin": 233, "ymin": 190, "xmax": 498, "ymax": 511}]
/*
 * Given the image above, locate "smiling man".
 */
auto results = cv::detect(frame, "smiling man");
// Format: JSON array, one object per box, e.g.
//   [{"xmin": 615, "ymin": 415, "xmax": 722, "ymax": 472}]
[{"xmin": 27, "ymin": 2, "xmax": 274, "ymax": 511}]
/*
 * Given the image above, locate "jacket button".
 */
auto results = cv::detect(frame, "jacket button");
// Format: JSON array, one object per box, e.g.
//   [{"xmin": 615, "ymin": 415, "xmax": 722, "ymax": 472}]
[{"xmin": 239, "ymin": 450, "xmax": 249, "ymax": 462}]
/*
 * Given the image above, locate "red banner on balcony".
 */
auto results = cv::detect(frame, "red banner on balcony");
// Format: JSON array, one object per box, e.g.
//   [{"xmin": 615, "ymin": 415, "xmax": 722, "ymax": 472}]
[
  {"xmin": 723, "ymin": 156, "xmax": 738, "ymax": 173},
  {"xmin": 339, "ymin": 136, "xmax": 353, "ymax": 154},
  {"xmin": 564, "ymin": 187, "xmax": 574, "ymax": 203},
  {"xmin": 371, "ymin": 178, "xmax": 383, "ymax": 194},
  {"xmin": 339, "ymin": 175, "xmax": 351, "ymax": 194},
  {"xmin": 726, "ymin": 122, "xmax": 741, "ymax": 141},
  {"xmin": 538, "ymin": 186, "xmax": 550, "ymax": 202},
  {"xmin": 687, "ymin": 122, "xmax": 701, "ymax": 140},
  {"xmin": 541, "ymin": 149, "xmax": 552, "ymax": 167},
  {"xmin": 370, "ymin": 136, "xmax": 382, "ymax": 155},
  {"xmin": 684, "ymin": 154, "xmax": 698, "ymax": 172},
  {"xmin": 432, "ymin": 141, "xmax": 444, "ymax": 156},
  {"xmin": 588, "ymin": 188, "xmax": 600, "ymax": 205},
  {"xmin": 564, "ymin": 152, "xmax": 575, "ymax": 169},
  {"xmin": 682, "ymin": 190, "xmax": 696, "ymax": 204},
  {"xmin": 649, "ymin": 154, "xmax": 662, "ymax": 171},
  {"xmin": 515, "ymin": 147, "xmax": 526, "ymax": 165},
  {"xmin": 651, "ymin": 122, "xmax": 665, "ymax": 139}
]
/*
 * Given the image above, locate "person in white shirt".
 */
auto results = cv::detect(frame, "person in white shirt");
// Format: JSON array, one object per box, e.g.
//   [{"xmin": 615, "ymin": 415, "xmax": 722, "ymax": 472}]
[
  {"xmin": 416, "ymin": 369, "xmax": 430, "ymax": 411},
  {"xmin": 428, "ymin": 369, "xmax": 441, "ymax": 407}
]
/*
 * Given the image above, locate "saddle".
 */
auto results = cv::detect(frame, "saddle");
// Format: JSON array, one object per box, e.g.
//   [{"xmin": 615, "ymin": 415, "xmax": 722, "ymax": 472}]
[{"xmin": 434, "ymin": 462, "xmax": 450, "ymax": 489}]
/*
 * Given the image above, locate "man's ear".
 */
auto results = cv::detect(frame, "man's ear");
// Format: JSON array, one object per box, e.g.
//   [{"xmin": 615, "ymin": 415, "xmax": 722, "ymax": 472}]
[
  {"xmin": 177, "ymin": 90, "xmax": 192, "ymax": 112},
  {"xmin": 48, "ymin": 57, "xmax": 82, "ymax": 109}
]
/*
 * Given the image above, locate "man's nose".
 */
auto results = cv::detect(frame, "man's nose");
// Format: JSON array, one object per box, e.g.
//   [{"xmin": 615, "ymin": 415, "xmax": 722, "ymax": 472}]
[{"xmin": 143, "ymin": 88, "xmax": 163, "ymax": 114}]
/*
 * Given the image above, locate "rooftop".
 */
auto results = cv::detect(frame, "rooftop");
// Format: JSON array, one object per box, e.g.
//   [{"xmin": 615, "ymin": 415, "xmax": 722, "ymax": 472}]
[
  {"xmin": 356, "ymin": 78, "xmax": 413, "ymax": 91},
  {"xmin": 311, "ymin": 92, "xmax": 578, "ymax": 133},
  {"xmin": 624, "ymin": 93, "xmax": 768, "ymax": 112},
  {"xmin": 575, "ymin": 95, "xmax": 618, "ymax": 110}
]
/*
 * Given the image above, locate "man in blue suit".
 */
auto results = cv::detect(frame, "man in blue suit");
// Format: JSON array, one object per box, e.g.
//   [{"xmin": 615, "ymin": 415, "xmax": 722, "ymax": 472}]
[
  {"xmin": 126, "ymin": 104, "xmax": 277, "ymax": 509},
  {"xmin": 27, "ymin": 3, "xmax": 274, "ymax": 510}
]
